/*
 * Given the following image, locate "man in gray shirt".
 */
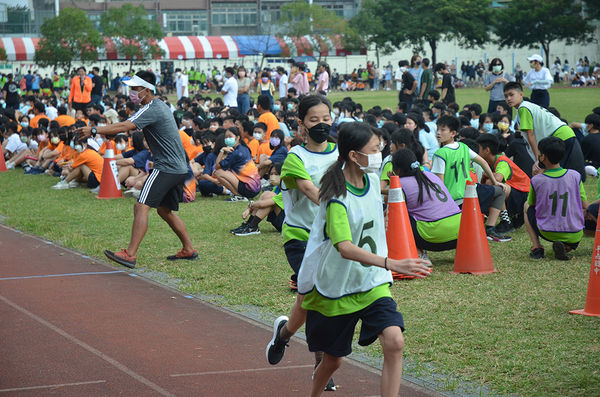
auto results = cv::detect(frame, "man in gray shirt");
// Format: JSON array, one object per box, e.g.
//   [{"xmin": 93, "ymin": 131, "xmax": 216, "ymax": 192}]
[{"xmin": 77, "ymin": 71, "xmax": 197, "ymax": 269}]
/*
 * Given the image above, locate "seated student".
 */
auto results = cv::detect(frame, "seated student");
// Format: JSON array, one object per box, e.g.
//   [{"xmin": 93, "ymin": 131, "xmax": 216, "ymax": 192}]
[
  {"xmin": 579, "ymin": 114, "xmax": 600, "ymax": 173},
  {"xmin": 231, "ymin": 163, "xmax": 285, "ymax": 236},
  {"xmin": 191, "ymin": 131, "xmax": 215, "ymax": 170},
  {"xmin": 241, "ymin": 121, "xmax": 259, "ymax": 160},
  {"xmin": 51, "ymin": 133, "xmax": 103, "ymax": 191},
  {"xmin": 115, "ymin": 130, "xmax": 151, "ymax": 184},
  {"xmin": 3, "ymin": 122, "xmax": 36, "ymax": 171},
  {"xmin": 405, "ymin": 112, "xmax": 436, "ymax": 162},
  {"xmin": 391, "ymin": 148, "xmax": 461, "ymax": 260},
  {"xmin": 478, "ymin": 113, "xmax": 494, "ymax": 134},
  {"xmin": 477, "ymin": 134, "xmax": 530, "ymax": 233},
  {"xmin": 253, "ymin": 122, "xmax": 273, "ymax": 162},
  {"xmin": 5, "ymin": 128, "xmax": 38, "ymax": 172},
  {"xmin": 458, "ymin": 126, "xmax": 480, "ymax": 141},
  {"xmin": 257, "ymin": 129, "xmax": 288, "ymax": 178},
  {"xmin": 214, "ymin": 126, "xmax": 261, "ymax": 202},
  {"xmin": 380, "ymin": 129, "xmax": 425, "ymax": 197},
  {"xmin": 123, "ymin": 162, "xmax": 150, "ymax": 199},
  {"xmin": 197, "ymin": 134, "xmax": 230, "ymax": 197},
  {"xmin": 525, "ymin": 137, "xmax": 588, "ymax": 260},
  {"xmin": 427, "ymin": 90, "xmax": 440, "ymax": 106}
]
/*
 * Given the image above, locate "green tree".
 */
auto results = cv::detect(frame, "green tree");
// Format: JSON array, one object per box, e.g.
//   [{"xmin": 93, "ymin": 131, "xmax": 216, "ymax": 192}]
[
  {"xmin": 100, "ymin": 4, "xmax": 164, "ymax": 71},
  {"xmin": 495, "ymin": 0, "xmax": 596, "ymax": 67},
  {"xmin": 350, "ymin": 0, "xmax": 494, "ymax": 66},
  {"xmin": 0, "ymin": 47, "xmax": 7, "ymax": 61},
  {"xmin": 35, "ymin": 7, "xmax": 103, "ymax": 71},
  {"xmin": 583, "ymin": 0, "xmax": 600, "ymax": 21},
  {"xmin": 276, "ymin": 0, "xmax": 347, "ymax": 62}
]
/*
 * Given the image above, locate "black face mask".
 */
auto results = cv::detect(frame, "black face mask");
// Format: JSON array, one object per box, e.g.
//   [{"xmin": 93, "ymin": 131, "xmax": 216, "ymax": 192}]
[
  {"xmin": 307, "ymin": 122, "xmax": 331, "ymax": 144},
  {"xmin": 203, "ymin": 145, "xmax": 212, "ymax": 153}
]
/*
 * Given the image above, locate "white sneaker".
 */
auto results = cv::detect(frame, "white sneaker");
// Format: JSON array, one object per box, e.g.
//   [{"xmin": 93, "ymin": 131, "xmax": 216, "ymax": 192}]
[
  {"xmin": 89, "ymin": 186, "xmax": 100, "ymax": 194},
  {"xmin": 51, "ymin": 181, "xmax": 69, "ymax": 190},
  {"xmin": 5, "ymin": 161, "xmax": 14, "ymax": 170},
  {"xmin": 132, "ymin": 190, "xmax": 140, "ymax": 199},
  {"xmin": 585, "ymin": 165, "xmax": 598, "ymax": 177},
  {"xmin": 68, "ymin": 180, "xmax": 80, "ymax": 188},
  {"xmin": 123, "ymin": 188, "xmax": 140, "ymax": 198}
]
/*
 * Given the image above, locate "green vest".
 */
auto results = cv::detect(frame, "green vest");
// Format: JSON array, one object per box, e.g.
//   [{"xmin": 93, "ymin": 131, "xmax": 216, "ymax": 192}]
[{"xmin": 433, "ymin": 142, "xmax": 473, "ymax": 201}]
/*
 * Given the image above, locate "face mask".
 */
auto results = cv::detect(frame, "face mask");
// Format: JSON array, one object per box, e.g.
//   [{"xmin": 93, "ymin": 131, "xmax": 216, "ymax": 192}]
[
  {"xmin": 0, "ymin": 99, "xmax": 4, "ymax": 105},
  {"xmin": 70, "ymin": 141, "xmax": 75, "ymax": 149},
  {"xmin": 203, "ymin": 145, "xmax": 212, "ymax": 153},
  {"xmin": 37, "ymin": 134, "xmax": 47, "ymax": 142},
  {"xmin": 224, "ymin": 137, "xmax": 236, "ymax": 147},
  {"xmin": 21, "ymin": 122, "xmax": 29, "ymax": 128},
  {"xmin": 273, "ymin": 104, "xmax": 281, "ymax": 112},
  {"xmin": 20, "ymin": 136, "xmax": 28, "ymax": 143},
  {"xmin": 307, "ymin": 122, "xmax": 331, "ymax": 144},
  {"xmin": 253, "ymin": 133, "xmax": 263, "ymax": 140},
  {"xmin": 492, "ymin": 65, "xmax": 502, "ymax": 73},
  {"xmin": 262, "ymin": 77, "xmax": 268, "ymax": 83},
  {"xmin": 129, "ymin": 89, "xmax": 146, "ymax": 105},
  {"xmin": 270, "ymin": 137, "xmax": 281, "ymax": 147},
  {"xmin": 483, "ymin": 123, "xmax": 494, "ymax": 133},
  {"xmin": 287, "ymin": 103, "xmax": 294, "ymax": 110},
  {"xmin": 416, "ymin": 61, "xmax": 422, "ymax": 66},
  {"xmin": 497, "ymin": 122, "xmax": 509, "ymax": 132},
  {"xmin": 377, "ymin": 120, "xmax": 384, "ymax": 128},
  {"xmin": 399, "ymin": 67, "xmax": 407, "ymax": 74},
  {"xmin": 269, "ymin": 175, "xmax": 280, "ymax": 186},
  {"xmin": 205, "ymin": 101, "xmax": 211, "ymax": 107},
  {"xmin": 379, "ymin": 141, "xmax": 385, "ymax": 152},
  {"xmin": 355, "ymin": 152, "xmax": 382, "ymax": 174},
  {"xmin": 51, "ymin": 137, "xmax": 60, "ymax": 144},
  {"xmin": 333, "ymin": 109, "xmax": 340, "ymax": 116},
  {"xmin": 248, "ymin": 115, "xmax": 255, "ymax": 122},
  {"xmin": 74, "ymin": 144, "xmax": 84, "ymax": 153},
  {"xmin": 116, "ymin": 143, "xmax": 127, "ymax": 151},
  {"xmin": 98, "ymin": 123, "xmax": 106, "ymax": 127}
]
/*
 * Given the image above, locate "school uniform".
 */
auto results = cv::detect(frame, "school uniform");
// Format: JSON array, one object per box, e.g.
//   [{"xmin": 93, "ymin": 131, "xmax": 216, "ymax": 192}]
[
  {"xmin": 298, "ymin": 173, "xmax": 403, "ymax": 357},
  {"xmin": 281, "ymin": 142, "xmax": 338, "ymax": 275},
  {"xmin": 197, "ymin": 152, "xmax": 223, "ymax": 196},
  {"xmin": 431, "ymin": 141, "xmax": 475, "ymax": 204},
  {"xmin": 219, "ymin": 144, "xmax": 261, "ymax": 199},
  {"xmin": 523, "ymin": 68, "xmax": 553, "ymax": 108},
  {"xmin": 493, "ymin": 155, "xmax": 530, "ymax": 215}
]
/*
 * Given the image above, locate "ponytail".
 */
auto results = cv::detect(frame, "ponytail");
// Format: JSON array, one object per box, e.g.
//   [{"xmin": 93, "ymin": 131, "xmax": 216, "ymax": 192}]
[
  {"xmin": 319, "ymin": 122, "xmax": 373, "ymax": 203},
  {"xmin": 392, "ymin": 149, "xmax": 442, "ymax": 205}
]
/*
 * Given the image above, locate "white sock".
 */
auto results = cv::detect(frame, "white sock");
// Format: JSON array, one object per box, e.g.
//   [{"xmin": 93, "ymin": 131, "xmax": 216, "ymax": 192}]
[{"xmin": 224, "ymin": 189, "xmax": 231, "ymax": 195}]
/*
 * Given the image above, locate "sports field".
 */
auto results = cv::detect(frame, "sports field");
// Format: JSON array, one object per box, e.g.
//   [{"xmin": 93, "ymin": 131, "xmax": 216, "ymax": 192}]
[{"xmin": 1, "ymin": 86, "xmax": 599, "ymax": 397}]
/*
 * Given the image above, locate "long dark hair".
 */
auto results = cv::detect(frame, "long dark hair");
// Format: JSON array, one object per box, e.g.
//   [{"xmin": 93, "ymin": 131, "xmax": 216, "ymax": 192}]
[
  {"xmin": 226, "ymin": 126, "xmax": 249, "ymax": 149},
  {"xmin": 298, "ymin": 94, "xmax": 331, "ymax": 123},
  {"xmin": 319, "ymin": 122, "xmax": 373, "ymax": 203},
  {"xmin": 392, "ymin": 149, "xmax": 442, "ymax": 204}
]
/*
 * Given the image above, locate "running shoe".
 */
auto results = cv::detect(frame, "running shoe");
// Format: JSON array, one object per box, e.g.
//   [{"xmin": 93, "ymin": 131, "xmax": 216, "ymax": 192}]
[
  {"xmin": 230, "ymin": 222, "xmax": 248, "ymax": 234},
  {"xmin": 553, "ymin": 241, "xmax": 570, "ymax": 261},
  {"xmin": 225, "ymin": 195, "xmax": 249, "ymax": 202},
  {"xmin": 234, "ymin": 225, "xmax": 261, "ymax": 236},
  {"xmin": 530, "ymin": 247, "xmax": 545, "ymax": 259},
  {"xmin": 495, "ymin": 219, "xmax": 515, "ymax": 234},
  {"xmin": 105, "ymin": 249, "xmax": 137, "ymax": 269},
  {"xmin": 266, "ymin": 316, "xmax": 290, "ymax": 365},
  {"xmin": 167, "ymin": 248, "xmax": 199, "ymax": 261},
  {"xmin": 486, "ymin": 226, "xmax": 512, "ymax": 242},
  {"xmin": 51, "ymin": 180, "xmax": 69, "ymax": 190}
]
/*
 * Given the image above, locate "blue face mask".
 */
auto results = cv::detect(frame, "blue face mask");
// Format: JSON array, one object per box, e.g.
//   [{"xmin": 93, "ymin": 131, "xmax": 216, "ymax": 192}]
[
  {"xmin": 224, "ymin": 137, "xmax": 236, "ymax": 147},
  {"xmin": 377, "ymin": 120, "xmax": 384, "ymax": 128},
  {"xmin": 273, "ymin": 104, "xmax": 281, "ymax": 112},
  {"xmin": 287, "ymin": 103, "xmax": 294, "ymax": 110},
  {"xmin": 483, "ymin": 123, "xmax": 494, "ymax": 133}
]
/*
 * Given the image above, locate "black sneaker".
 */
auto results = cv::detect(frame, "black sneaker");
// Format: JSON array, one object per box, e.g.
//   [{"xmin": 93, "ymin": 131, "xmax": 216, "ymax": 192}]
[
  {"xmin": 230, "ymin": 222, "xmax": 248, "ymax": 234},
  {"xmin": 495, "ymin": 219, "xmax": 515, "ymax": 234},
  {"xmin": 325, "ymin": 378, "xmax": 336, "ymax": 391},
  {"xmin": 266, "ymin": 316, "xmax": 289, "ymax": 365},
  {"xmin": 530, "ymin": 247, "xmax": 545, "ymax": 259},
  {"xmin": 234, "ymin": 224, "xmax": 261, "ymax": 236},
  {"xmin": 511, "ymin": 213, "xmax": 525, "ymax": 229},
  {"xmin": 225, "ymin": 195, "xmax": 249, "ymax": 202},
  {"xmin": 553, "ymin": 241, "xmax": 570, "ymax": 260},
  {"xmin": 486, "ymin": 226, "xmax": 512, "ymax": 242}
]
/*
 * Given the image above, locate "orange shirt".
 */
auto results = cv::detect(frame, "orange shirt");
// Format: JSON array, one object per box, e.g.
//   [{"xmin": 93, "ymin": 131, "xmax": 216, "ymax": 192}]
[
  {"xmin": 55, "ymin": 114, "xmax": 76, "ymax": 128},
  {"xmin": 98, "ymin": 141, "xmax": 122, "ymax": 156},
  {"xmin": 246, "ymin": 138, "xmax": 259, "ymax": 159},
  {"xmin": 258, "ymin": 112, "xmax": 280, "ymax": 141},
  {"xmin": 179, "ymin": 130, "xmax": 196, "ymax": 161},
  {"xmin": 68, "ymin": 76, "xmax": 93, "ymax": 104},
  {"xmin": 71, "ymin": 148, "xmax": 104, "ymax": 182},
  {"xmin": 257, "ymin": 141, "xmax": 273, "ymax": 160},
  {"xmin": 30, "ymin": 114, "xmax": 50, "ymax": 129},
  {"xmin": 36, "ymin": 141, "xmax": 48, "ymax": 155}
]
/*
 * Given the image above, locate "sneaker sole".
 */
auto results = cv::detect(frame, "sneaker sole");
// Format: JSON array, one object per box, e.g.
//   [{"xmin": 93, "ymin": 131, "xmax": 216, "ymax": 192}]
[
  {"xmin": 167, "ymin": 252, "xmax": 199, "ymax": 261},
  {"xmin": 104, "ymin": 250, "xmax": 136, "ymax": 269},
  {"xmin": 234, "ymin": 230, "xmax": 261, "ymax": 236},
  {"xmin": 266, "ymin": 316, "xmax": 288, "ymax": 364},
  {"xmin": 487, "ymin": 235, "xmax": 512, "ymax": 243},
  {"xmin": 553, "ymin": 241, "xmax": 570, "ymax": 260}
]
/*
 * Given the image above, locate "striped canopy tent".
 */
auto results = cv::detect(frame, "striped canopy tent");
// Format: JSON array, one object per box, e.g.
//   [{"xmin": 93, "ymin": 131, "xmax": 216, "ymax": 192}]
[
  {"xmin": 0, "ymin": 37, "xmax": 40, "ymax": 61},
  {"xmin": 275, "ymin": 35, "xmax": 366, "ymax": 58}
]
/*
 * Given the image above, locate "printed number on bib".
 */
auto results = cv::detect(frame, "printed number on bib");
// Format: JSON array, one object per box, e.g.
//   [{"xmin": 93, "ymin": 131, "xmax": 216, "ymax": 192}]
[
  {"xmin": 549, "ymin": 191, "xmax": 568, "ymax": 217},
  {"xmin": 432, "ymin": 183, "xmax": 448, "ymax": 202},
  {"xmin": 450, "ymin": 161, "xmax": 468, "ymax": 181},
  {"xmin": 358, "ymin": 220, "xmax": 377, "ymax": 267}
]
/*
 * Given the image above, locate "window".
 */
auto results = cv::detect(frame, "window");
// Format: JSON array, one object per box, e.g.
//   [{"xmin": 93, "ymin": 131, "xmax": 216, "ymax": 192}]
[
  {"xmin": 211, "ymin": 2, "xmax": 257, "ymax": 27},
  {"xmin": 164, "ymin": 11, "xmax": 208, "ymax": 35}
]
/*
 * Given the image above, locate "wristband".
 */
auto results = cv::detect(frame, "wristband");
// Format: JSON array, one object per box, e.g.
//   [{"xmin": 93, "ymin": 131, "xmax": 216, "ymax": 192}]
[{"xmin": 384, "ymin": 257, "xmax": 388, "ymax": 270}]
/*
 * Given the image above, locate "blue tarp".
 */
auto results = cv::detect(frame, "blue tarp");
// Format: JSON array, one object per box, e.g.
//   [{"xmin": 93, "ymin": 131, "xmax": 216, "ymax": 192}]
[{"xmin": 232, "ymin": 36, "xmax": 282, "ymax": 56}]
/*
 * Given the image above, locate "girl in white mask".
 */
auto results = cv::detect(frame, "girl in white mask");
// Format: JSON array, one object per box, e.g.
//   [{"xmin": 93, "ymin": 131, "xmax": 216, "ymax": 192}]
[
  {"xmin": 297, "ymin": 121, "xmax": 431, "ymax": 397},
  {"xmin": 51, "ymin": 133, "xmax": 104, "ymax": 191}
]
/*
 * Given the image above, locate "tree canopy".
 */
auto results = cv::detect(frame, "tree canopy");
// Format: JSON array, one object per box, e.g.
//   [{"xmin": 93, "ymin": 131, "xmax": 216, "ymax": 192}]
[
  {"xmin": 34, "ymin": 7, "xmax": 103, "ymax": 71},
  {"xmin": 100, "ymin": 4, "xmax": 164, "ymax": 71},
  {"xmin": 276, "ymin": 0, "xmax": 347, "ymax": 61},
  {"xmin": 495, "ymin": 0, "xmax": 596, "ymax": 66}
]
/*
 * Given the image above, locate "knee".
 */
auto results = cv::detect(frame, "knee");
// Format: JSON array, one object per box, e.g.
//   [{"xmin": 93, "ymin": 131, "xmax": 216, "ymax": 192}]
[
  {"xmin": 383, "ymin": 330, "xmax": 405, "ymax": 357},
  {"xmin": 325, "ymin": 355, "xmax": 344, "ymax": 371},
  {"xmin": 157, "ymin": 206, "xmax": 172, "ymax": 218}
]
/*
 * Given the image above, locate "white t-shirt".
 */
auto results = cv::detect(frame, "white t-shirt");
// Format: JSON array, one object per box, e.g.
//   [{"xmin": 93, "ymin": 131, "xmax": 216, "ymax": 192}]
[
  {"xmin": 221, "ymin": 76, "xmax": 239, "ymax": 107},
  {"xmin": 395, "ymin": 68, "xmax": 403, "ymax": 90},
  {"xmin": 523, "ymin": 67, "xmax": 553, "ymax": 90},
  {"xmin": 45, "ymin": 106, "xmax": 58, "ymax": 120},
  {"xmin": 431, "ymin": 142, "xmax": 477, "ymax": 175},
  {"xmin": 4, "ymin": 133, "xmax": 24, "ymax": 155},
  {"xmin": 278, "ymin": 74, "xmax": 288, "ymax": 98}
]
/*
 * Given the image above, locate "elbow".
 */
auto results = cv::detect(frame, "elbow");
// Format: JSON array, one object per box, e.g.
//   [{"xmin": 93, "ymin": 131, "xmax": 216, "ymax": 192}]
[{"xmin": 337, "ymin": 243, "xmax": 352, "ymax": 259}]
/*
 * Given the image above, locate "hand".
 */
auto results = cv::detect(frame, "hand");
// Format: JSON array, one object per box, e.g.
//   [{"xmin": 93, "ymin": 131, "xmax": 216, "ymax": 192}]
[
  {"xmin": 242, "ymin": 208, "xmax": 251, "ymax": 220},
  {"xmin": 222, "ymin": 147, "xmax": 234, "ymax": 154},
  {"xmin": 496, "ymin": 182, "xmax": 509, "ymax": 194},
  {"xmin": 386, "ymin": 170, "xmax": 395, "ymax": 179},
  {"xmin": 147, "ymin": 161, "xmax": 153, "ymax": 170},
  {"xmin": 387, "ymin": 258, "xmax": 432, "ymax": 278},
  {"xmin": 75, "ymin": 126, "xmax": 93, "ymax": 140},
  {"xmin": 532, "ymin": 161, "xmax": 543, "ymax": 176}
]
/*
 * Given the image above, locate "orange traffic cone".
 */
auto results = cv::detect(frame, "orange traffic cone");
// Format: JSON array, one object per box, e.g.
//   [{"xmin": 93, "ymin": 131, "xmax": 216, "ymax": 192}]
[
  {"xmin": 451, "ymin": 180, "xmax": 497, "ymax": 275},
  {"xmin": 386, "ymin": 176, "xmax": 420, "ymax": 280},
  {"xmin": 0, "ymin": 152, "xmax": 7, "ymax": 172},
  {"xmin": 96, "ymin": 141, "xmax": 123, "ymax": 199},
  {"xmin": 569, "ymin": 223, "xmax": 600, "ymax": 317}
]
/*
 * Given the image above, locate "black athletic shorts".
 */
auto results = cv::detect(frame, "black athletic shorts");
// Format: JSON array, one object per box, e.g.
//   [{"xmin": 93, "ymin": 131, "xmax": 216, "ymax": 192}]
[{"xmin": 138, "ymin": 169, "xmax": 186, "ymax": 211}]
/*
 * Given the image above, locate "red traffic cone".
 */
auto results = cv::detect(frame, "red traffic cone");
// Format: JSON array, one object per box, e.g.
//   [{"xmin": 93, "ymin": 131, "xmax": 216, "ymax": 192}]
[
  {"xmin": 0, "ymin": 152, "xmax": 7, "ymax": 172},
  {"xmin": 386, "ymin": 176, "xmax": 420, "ymax": 279},
  {"xmin": 569, "ymin": 224, "xmax": 600, "ymax": 317},
  {"xmin": 451, "ymin": 180, "xmax": 497, "ymax": 275},
  {"xmin": 96, "ymin": 141, "xmax": 123, "ymax": 199}
]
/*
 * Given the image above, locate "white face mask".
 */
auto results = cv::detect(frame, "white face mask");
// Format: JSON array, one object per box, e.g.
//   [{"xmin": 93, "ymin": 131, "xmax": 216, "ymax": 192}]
[
  {"xmin": 355, "ymin": 152, "xmax": 382, "ymax": 174},
  {"xmin": 253, "ymin": 133, "xmax": 263, "ymax": 140},
  {"xmin": 98, "ymin": 123, "xmax": 106, "ymax": 127},
  {"xmin": 74, "ymin": 144, "xmax": 84, "ymax": 153},
  {"xmin": 116, "ymin": 143, "xmax": 127, "ymax": 151}
]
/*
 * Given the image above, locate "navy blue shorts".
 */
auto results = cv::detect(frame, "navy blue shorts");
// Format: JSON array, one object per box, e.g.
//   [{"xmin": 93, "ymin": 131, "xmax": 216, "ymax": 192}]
[
  {"xmin": 237, "ymin": 180, "xmax": 260, "ymax": 199},
  {"xmin": 476, "ymin": 183, "xmax": 495, "ymax": 214},
  {"xmin": 284, "ymin": 239, "xmax": 307, "ymax": 275},
  {"xmin": 306, "ymin": 297, "xmax": 404, "ymax": 357},
  {"xmin": 267, "ymin": 209, "xmax": 285, "ymax": 232},
  {"xmin": 507, "ymin": 188, "xmax": 528, "ymax": 215},
  {"xmin": 87, "ymin": 171, "xmax": 100, "ymax": 189}
]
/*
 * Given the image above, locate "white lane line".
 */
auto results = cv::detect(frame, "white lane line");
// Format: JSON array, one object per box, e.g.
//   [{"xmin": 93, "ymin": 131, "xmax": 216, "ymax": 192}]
[
  {"xmin": 0, "ymin": 294, "xmax": 178, "ymax": 397},
  {"xmin": 0, "ymin": 271, "xmax": 125, "ymax": 281},
  {"xmin": 170, "ymin": 364, "xmax": 314, "ymax": 377},
  {"xmin": 0, "ymin": 380, "xmax": 106, "ymax": 392}
]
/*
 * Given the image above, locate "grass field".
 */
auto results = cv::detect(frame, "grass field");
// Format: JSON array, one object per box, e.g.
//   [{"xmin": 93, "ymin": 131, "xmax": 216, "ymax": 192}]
[{"xmin": 1, "ymin": 88, "xmax": 600, "ymax": 396}]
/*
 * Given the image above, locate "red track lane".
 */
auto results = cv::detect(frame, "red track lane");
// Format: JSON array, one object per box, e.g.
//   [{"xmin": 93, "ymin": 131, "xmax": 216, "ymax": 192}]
[{"xmin": 0, "ymin": 225, "xmax": 443, "ymax": 397}]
